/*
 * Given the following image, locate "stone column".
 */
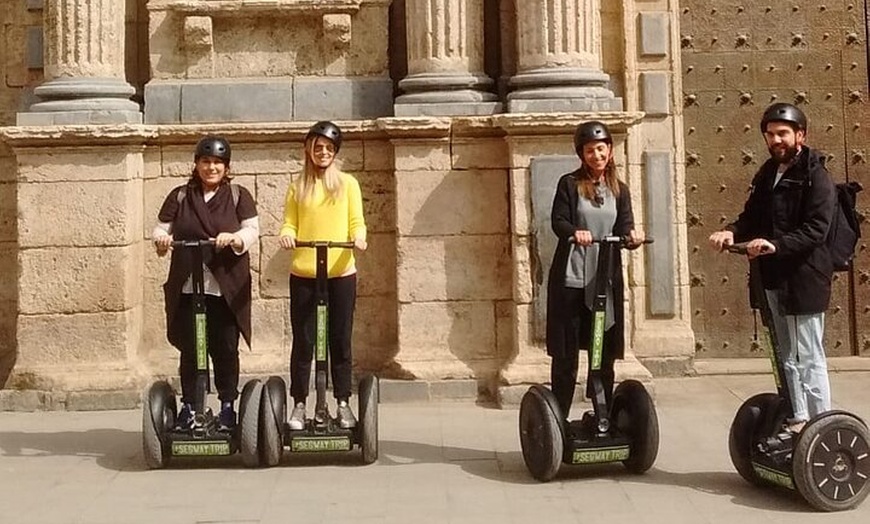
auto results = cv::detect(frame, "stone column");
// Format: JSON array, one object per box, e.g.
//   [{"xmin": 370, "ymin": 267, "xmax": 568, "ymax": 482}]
[
  {"xmin": 508, "ymin": 0, "xmax": 621, "ymax": 112},
  {"xmin": 395, "ymin": 0, "xmax": 502, "ymax": 116},
  {"xmin": 17, "ymin": 0, "xmax": 141, "ymax": 125}
]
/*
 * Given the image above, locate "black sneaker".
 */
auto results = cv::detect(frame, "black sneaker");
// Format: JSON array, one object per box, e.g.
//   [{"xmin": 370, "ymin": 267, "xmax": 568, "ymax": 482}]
[
  {"xmin": 218, "ymin": 403, "xmax": 236, "ymax": 431},
  {"xmin": 175, "ymin": 403, "xmax": 194, "ymax": 431}
]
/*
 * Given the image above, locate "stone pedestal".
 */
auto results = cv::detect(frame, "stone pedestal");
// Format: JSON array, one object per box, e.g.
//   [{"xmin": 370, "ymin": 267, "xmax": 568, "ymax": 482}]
[
  {"xmin": 1, "ymin": 126, "xmax": 150, "ymax": 396},
  {"xmin": 507, "ymin": 0, "xmax": 621, "ymax": 112},
  {"xmin": 18, "ymin": 0, "xmax": 140, "ymax": 125},
  {"xmin": 395, "ymin": 0, "xmax": 502, "ymax": 116}
]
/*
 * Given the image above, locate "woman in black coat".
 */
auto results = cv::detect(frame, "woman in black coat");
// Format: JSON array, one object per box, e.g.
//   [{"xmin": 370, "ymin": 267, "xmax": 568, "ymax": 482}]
[{"xmin": 545, "ymin": 122, "xmax": 643, "ymax": 420}]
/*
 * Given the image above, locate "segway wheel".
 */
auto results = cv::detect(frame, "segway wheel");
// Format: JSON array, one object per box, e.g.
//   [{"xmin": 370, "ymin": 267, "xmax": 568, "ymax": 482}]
[
  {"xmin": 358, "ymin": 374, "xmax": 379, "ymax": 465},
  {"xmin": 793, "ymin": 412, "xmax": 870, "ymax": 512},
  {"xmin": 259, "ymin": 376, "xmax": 286, "ymax": 467},
  {"xmin": 142, "ymin": 381, "xmax": 176, "ymax": 470},
  {"xmin": 239, "ymin": 379, "xmax": 263, "ymax": 468},
  {"xmin": 519, "ymin": 385, "xmax": 564, "ymax": 482},
  {"xmin": 728, "ymin": 392, "xmax": 780, "ymax": 486},
  {"xmin": 611, "ymin": 379, "xmax": 659, "ymax": 474}
]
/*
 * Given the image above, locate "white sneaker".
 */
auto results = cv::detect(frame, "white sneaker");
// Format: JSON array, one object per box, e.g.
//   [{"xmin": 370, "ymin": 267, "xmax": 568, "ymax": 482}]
[
  {"xmin": 336, "ymin": 400, "xmax": 357, "ymax": 429},
  {"xmin": 288, "ymin": 402, "xmax": 306, "ymax": 430}
]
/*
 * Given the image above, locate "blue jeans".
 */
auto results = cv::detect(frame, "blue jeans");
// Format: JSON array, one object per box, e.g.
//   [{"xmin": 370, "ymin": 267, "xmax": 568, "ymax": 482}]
[{"xmin": 765, "ymin": 290, "xmax": 831, "ymax": 421}]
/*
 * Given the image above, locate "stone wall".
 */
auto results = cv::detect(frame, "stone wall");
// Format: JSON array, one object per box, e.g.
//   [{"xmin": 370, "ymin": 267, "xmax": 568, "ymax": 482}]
[{"xmin": 0, "ymin": 1, "xmax": 697, "ymax": 408}]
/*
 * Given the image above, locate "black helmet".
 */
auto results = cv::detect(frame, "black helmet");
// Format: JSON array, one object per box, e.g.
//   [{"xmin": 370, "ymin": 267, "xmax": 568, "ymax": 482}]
[
  {"xmin": 194, "ymin": 136, "xmax": 231, "ymax": 164},
  {"xmin": 306, "ymin": 121, "xmax": 342, "ymax": 153},
  {"xmin": 574, "ymin": 121, "xmax": 612, "ymax": 154},
  {"xmin": 760, "ymin": 103, "xmax": 807, "ymax": 133}
]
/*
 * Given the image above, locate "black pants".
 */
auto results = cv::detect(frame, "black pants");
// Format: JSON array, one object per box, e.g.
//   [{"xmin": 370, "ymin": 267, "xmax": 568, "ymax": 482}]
[
  {"xmin": 550, "ymin": 287, "xmax": 616, "ymax": 418},
  {"xmin": 173, "ymin": 294, "xmax": 240, "ymax": 405},
  {"xmin": 289, "ymin": 274, "xmax": 356, "ymax": 403}
]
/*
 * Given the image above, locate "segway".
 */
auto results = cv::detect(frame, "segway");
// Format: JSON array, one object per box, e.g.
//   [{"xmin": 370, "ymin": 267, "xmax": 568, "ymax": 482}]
[
  {"xmin": 256, "ymin": 240, "xmax": 378, "ymax": 467},
  {"xmin": 726, "ymin": 242, "xmax": 870, "ymax": 511},
  {"xmin": 142, "ymin": 239, "xmax": 261, "ymax": 468},
  {"xmin": 519, "ymin": 236, "xmax": 659, "ymax": 481}
]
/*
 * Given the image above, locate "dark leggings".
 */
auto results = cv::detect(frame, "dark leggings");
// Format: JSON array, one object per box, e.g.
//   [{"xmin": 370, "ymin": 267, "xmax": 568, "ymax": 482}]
[
  {"xmin": 550, "ymin": 287, "xmax": 616, "ymax": 418},
  {"xmin": 289, "ymin": 273, "xmax": 357, "ymax": 403},
  {"xmin": 551, "ymin": 349, "xmax": 615, "ymax": 420},
  {"xmin": 173, "ymin": 294, "xmax": 240, "ymax": 404}
]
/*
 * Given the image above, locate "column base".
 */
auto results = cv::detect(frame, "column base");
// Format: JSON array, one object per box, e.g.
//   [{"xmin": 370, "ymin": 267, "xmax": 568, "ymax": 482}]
[
  {"xmin": 18, "ymin": 77, "xmax": 141, "ymax": 125},
  {"xmin": 395, "ymin": 72, "xmax": 502, "ymax": 116},
  {"xmin": 507, "ymin": 67, "xmax": 623, "ymax": 113},
  {"xmin": 17, "ymin": 110, "xmax": 142, "ymax": 126}
]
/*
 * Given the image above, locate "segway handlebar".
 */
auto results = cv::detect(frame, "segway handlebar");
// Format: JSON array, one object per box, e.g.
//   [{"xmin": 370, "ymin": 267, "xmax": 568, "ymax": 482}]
[
  {"xmin": 725, "ymin": 241, "xmax": 772, "ymax": 255},
  {"xmin": 170, "ymin": 239, "xmax": 216, "ymax": 248},
  {"xmin": 579, "ymin": 236, "xmax": 654, "ymax": 246},
  {"xmin": 295, "ymin": 240, "xmax": 356, "ymax": 249}
]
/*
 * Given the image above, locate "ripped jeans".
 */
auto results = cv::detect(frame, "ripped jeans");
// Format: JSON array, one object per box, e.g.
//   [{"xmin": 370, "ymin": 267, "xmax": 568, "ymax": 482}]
[{"xmin": 765, "ymin": 290, "xmax": 831, "ymax": 421}]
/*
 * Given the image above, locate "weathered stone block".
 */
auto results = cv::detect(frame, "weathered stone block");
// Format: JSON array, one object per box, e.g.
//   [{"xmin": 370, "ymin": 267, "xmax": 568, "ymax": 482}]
[
  {"xmin": 355, "ymin": 170, "xmax": 395, "ymax": 234},
  {"xmin": 395, "ymin": 301, "xmax": 497, "ymax": 380},
  {"xmin": 143, "ymin": 177, "xmax": 185, "ymax": 238},
  {"xmin": 0, "ymin": 243, "xmax": 15, "ymax": 303},
  {"xmin": 452, "ymin": 138, "xmax": 510, "ymax": 170},
  {"xmin": 0, "ymin": 154, "xmax": 16, "ymax": 183},
  {"xmin": 643, "ymin": 150, "xmax": 676, "ymax": 316},
  {"xmin": 356, "ymin": 232, "xmax": 397, "ymax": 298},
  {"xmin": 181, "ymin": 79, "xmax": 294, "ymax": 123},
  {"xmin": 256, "ymin": 174, "xmax": 292, "ymax": 238},
  {"xmin": 397, "ymin": 235, "xmax": 511, "ymax": 302},
  {"xmin": 230, "ymin": 145, "xmax": 304, "ymax": 176},
  {"xmin": 0, "ymin": 182, "xmax": 16, "ymax": 242},
  {"xmin": 143, "ymin": 81, "xmax": 181, "ymax": 124},
  {"xmin": 16, "ymin": 309, "xmax": 139, "ymax": 367},
  {"xmin": 395, "ymin": 170, "xmax": 509, "ymax": 236},
  {"xmin": 19, "ymin": 244, "xmax": 143, "ymax": 315},
  {"xmin": 353, "ymin": 294, "xmax": 398, "ymax": 372},
  {"xmin": 25, "ymin": 26, "xmax": 42, "ymax": 69},
  {"xmin": 363, "ymin": 139, "xmax": 393, "ymax": 172},
  {"xmin": 18, "ymin": 179, "xmax": 143, "ymax": 248},
  {"xmin": 641, "ymin": 72, "xmax": 671, "ymax": 116},
  {"xmin": 250, "ymin": 298, "xmax": 287, "ymax": 355},
  {"xmin": 393, "ymin": 141, "xmax": 451, "ymax": 171},
  {"xmin": 639, "ymin": 12, "xmax": 670, "ymax": 57},
  {"xmin": 259, "ymin": 235, "xmax": 291, "ymax": 298},
  {"xmin": 143, "ymin": 148, "xmax": 162, "ymax": 180},
  {"xmin": 334, "ymin": 141, "xmax": 365, "ymax": 173},
  {"xmin": 17, "ymin": 148, "xmax": 143, "ymax": 183},
  {"xmin": 293, "ymin": 77, "xmax": 393, "ymax": 120}
]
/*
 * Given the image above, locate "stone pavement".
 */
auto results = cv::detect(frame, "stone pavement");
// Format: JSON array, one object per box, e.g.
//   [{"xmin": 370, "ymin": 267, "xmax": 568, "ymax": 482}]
[{"xmin": 2, "ymin": 373, "xmax": 870, "ymax": 524}]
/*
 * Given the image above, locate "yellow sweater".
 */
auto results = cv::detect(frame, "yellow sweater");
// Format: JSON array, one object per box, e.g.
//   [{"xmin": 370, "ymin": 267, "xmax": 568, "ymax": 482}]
[{"xmin": 279, "ymin": 172, "xmax": 367, "ymax": 278}]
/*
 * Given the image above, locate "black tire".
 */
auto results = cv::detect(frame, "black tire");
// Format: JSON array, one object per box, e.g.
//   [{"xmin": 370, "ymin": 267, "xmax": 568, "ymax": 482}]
[
  {"xmin": 728, "ymin": 392, "xmax": 780, "ymax": 486},
  {"xmin": 519, "ymin": 385, "xmax": 563, "ymax": 482},
  {"xmin": 611, "ymin": 379, "xmax": 659, "ymax": 474},
  {"xmin": 142, "ymin": 381, "xmax": 176, "ymax": 470},
  {"xmin": 793, "ymin": 412, "xmax": 870, "ymax": 512},
  {"xmin": 239, "ymin": 379, "xmax": 263, "ymax": 468},
  {"xmin": 259, "ymin": 376, "xmax": 286, "ymax": 467},
  {"xmin": 358, "ymin": 374, "xmax": 379, "ymax": 465}
]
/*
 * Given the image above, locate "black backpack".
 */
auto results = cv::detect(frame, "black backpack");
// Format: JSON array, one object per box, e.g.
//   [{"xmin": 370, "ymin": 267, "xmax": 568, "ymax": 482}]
[{"xmin": 827, "ymin": 181, "xmax": 862, "ymax": 271}]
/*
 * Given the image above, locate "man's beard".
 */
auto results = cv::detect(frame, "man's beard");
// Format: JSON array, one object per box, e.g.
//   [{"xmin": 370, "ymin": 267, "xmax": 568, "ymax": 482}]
[{"xmin": 769, "ymin": 144, "xmax": 800, "ymax": 164}]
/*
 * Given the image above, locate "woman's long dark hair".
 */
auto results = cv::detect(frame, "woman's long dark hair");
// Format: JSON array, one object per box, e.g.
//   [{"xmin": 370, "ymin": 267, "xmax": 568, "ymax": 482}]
[{"xmin": 575, "ymin": 157, "xmax": 620, "ymax": 202}]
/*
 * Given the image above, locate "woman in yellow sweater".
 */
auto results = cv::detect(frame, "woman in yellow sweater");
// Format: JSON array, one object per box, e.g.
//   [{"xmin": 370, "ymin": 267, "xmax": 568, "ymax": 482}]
[{"xmin": 278, "ymin": 121, "xmax": 367, "ymax": 430}]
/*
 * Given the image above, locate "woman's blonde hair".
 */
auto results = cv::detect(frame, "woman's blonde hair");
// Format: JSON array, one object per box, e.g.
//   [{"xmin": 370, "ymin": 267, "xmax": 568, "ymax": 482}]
[
  {"xmin": 294, "ymin": 136, "xmax": 344, "ymax": 203},
  {"xmin": 575, "ymin": 156, "xmax": 621, "ymax": 202}
]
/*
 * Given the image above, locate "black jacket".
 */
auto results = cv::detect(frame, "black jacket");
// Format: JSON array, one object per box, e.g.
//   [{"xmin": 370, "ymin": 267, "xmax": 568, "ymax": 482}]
[
  {"xmin": 726, "ymin": 147, "xmax": 836, "ymax": 314},
  {"xmin": 545, "ymin": 170, "xmax": 635, "ymax": 359}
]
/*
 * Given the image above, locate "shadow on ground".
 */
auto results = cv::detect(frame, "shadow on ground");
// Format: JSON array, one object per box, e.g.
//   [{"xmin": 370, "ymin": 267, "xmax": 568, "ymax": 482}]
[{"xmin": 378, "ymin": 439, "xmax": 809, "ymax": 512}]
